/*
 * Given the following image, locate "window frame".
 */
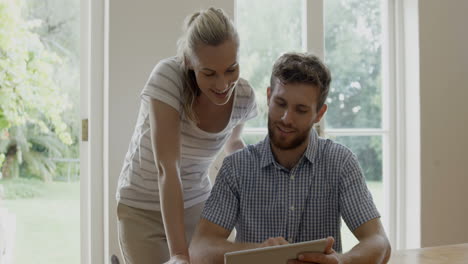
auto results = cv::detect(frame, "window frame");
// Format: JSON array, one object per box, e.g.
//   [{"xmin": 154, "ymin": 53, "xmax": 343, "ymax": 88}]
[{"xmin": 80, "ymin": 0, "xmax": 108, "ymax": 262}]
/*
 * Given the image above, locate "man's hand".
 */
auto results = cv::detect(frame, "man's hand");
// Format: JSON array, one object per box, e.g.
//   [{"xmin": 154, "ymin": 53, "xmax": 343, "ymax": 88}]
[
  {"xmin": 164, "ymin": 254, "xmax": 190, "ymax": 264},
  {"xmin": 260, "ymin": 237, "xmax": 290, "ymax": 247},
  {"xmin": 288, "ymin": 237, "xmax": 342, "ymax": 264}
]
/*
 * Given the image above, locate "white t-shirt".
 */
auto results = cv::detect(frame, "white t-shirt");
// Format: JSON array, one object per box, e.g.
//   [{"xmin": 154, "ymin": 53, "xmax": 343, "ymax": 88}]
[{"xmin": 116, "ymin": 57, "xmax": 258, "ymax": 211}]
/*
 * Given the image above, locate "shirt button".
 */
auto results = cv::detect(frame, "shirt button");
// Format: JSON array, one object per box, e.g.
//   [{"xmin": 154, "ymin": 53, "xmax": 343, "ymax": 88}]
[
  {"xmin": 290, "ymin": 175, "xmax": 295, "ymax": 180},
  {"xmin": 288, "ymin": 237, "xmax": 293, "ymax": 243},
  {"xmin": 290, "ymin": 205, "xmax": 295, "ymax": 211}
]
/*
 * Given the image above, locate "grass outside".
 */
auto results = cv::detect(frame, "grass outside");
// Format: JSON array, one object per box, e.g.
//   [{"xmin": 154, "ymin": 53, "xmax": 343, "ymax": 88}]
[{"xmin": 1, "ymin": 181, "xmax": 80, "ymax": 264}]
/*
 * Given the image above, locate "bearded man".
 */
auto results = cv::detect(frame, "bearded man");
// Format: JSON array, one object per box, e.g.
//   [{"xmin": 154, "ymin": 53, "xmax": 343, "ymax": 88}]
[{"xmin": 189, "ymin": 53, "xmax": 391, "ymax": 264}]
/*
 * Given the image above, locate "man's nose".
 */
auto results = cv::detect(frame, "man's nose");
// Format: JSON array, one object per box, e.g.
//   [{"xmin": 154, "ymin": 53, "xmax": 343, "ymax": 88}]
[{"xmin": 281, "ymin": 109, "xmax": 293, "ymax": 125}]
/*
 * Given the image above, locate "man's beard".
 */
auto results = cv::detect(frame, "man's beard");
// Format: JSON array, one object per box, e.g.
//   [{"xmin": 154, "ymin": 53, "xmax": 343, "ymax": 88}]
[{"xmin": 267, "ymin": 116, "xmax": 312, "ymax": 151}]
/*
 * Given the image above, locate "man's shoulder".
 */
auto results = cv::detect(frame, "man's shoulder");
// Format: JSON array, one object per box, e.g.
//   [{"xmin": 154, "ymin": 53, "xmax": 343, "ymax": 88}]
[
  {"xmin": 318, "ymin": 137, "xmax": 355, "ymax": 164},
  {"xmin": 225, "ymin": 140, "xmax": 264, "ymax": 165}
]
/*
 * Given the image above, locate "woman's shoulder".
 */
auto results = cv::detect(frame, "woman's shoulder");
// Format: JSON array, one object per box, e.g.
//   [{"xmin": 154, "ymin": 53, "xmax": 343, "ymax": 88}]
[
  {"xmin": 235, "ymin": 78, "xmax": 255, "ymax": 98},
  {"xmin": 233, "ymin": 78, "xmax": 258, "ymax": 121},
  {"xmin": 140, "ymin": 56, "xmax": 185, "ymax": 109},
  {"xmin": 151, "ymin": 56, "xmax": 183, "ymax": 79}
]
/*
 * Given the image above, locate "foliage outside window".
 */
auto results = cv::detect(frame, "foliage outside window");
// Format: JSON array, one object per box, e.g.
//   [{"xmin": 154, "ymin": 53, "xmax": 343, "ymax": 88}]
[
  {"xmin": 0, "ymin": 0, "xmax": 79, "ymax": 182},
  {"xmin": 0, "ymin": 0, "xmax": 80, "ymax": 263}
]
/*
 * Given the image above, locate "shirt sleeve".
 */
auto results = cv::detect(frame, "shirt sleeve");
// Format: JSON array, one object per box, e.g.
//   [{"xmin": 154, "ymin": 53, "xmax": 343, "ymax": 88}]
[
  {"xmin": 339, "ymin": 153, "xmax": 381, "ymax": 231},
  {"xmin": 242, "ymin": 81, "xmax": 258, "ymax": 122},
  {"xmin": 201, "ymin": 157, "xmax": 240, "ymax": 231},
  {"xmin": 140, "ymin": 58, "xmax": 184, "ymax": 113}
]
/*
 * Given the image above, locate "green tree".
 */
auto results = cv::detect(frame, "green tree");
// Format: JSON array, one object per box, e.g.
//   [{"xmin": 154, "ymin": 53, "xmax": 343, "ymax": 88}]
[
  {"xmin": 0, "ymin": 0, "xmax": 72, "ymax": 180},
  {"xmin": 25, "ymin": 0, "xmax": 81, "ymax": 179},
  {"xmin": 324, "ymin": 0, "xmax": 383, "ymax": 181},
  {"xmin": 325, "ymin": 0, "xmax": 382, "ymax": 129}
]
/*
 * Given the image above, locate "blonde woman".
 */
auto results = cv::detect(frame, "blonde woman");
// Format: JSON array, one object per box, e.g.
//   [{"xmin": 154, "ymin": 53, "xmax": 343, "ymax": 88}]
[{"xmin": 115, "ymin": 7, "xmax": 257, "ymax": 264}]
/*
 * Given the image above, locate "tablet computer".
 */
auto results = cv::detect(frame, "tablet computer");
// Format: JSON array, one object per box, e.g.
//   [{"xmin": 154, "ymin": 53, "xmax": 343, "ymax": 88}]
[{"xmin": 224, "ymin": 238, "xmax": 328, "ymax": 264}]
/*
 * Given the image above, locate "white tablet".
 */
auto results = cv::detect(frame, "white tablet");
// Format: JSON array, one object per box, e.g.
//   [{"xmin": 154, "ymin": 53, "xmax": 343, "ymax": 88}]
[{"xmin": 224, "ymin": 238, "xmax": 328, "ymax": 264}]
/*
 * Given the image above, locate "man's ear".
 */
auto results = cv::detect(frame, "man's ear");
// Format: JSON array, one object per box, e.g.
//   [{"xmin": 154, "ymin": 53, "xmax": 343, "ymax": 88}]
[
  {"xmin": 313, "ymin": 104, "xmax": 328, "ymax": 123},
  {"xmin": 267, "ymin": 86, "xmax": 272, "ymax": 106}
]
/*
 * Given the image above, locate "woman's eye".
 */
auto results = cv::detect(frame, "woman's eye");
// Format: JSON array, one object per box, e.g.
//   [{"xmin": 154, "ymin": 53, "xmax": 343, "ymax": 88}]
[{"xmin": 203, "ymin": 72, "xmax": 215, "ymax": 77}]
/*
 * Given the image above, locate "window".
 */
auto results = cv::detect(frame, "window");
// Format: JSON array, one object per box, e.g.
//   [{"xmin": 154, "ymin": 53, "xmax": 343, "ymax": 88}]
[
  {"xmin": 236, "ymin": 0, "xmax": 393, "ymax": 250},
  {"xmin": 0, "ymin": 0, "xmax": 80, "ymax": 263}
]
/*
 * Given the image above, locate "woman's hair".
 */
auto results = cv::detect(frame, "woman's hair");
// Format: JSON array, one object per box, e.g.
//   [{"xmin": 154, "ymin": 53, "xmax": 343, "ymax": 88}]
[{"xmin": 176, "ymin": 7, "xmax": 239, "ymax": 122}]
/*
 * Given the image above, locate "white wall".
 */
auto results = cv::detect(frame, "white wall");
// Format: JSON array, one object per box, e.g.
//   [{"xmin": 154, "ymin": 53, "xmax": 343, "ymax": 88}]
[
  {"xmin": 419, "ymin": 0, "xmax": 468, "ymax": 247},
  {"xmin": 107, "ymin": 0, "xmax": 234, "ymax": 261}
]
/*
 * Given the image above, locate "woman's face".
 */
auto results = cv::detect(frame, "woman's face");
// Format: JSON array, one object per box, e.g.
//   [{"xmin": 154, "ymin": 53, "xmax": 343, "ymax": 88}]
[{"xmin": 190, "ymin": 39, "xmax": 239, "ymax": 106}]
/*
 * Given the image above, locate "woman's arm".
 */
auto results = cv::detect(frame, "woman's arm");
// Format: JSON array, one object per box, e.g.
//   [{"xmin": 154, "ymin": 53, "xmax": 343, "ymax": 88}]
[
  {"xmin": 149, "ymin": 98, "xmax": 189, "ymax": 261},
  {"xmin": 224, "ymin": 123, "xmax": 246, "ymax": 155}
]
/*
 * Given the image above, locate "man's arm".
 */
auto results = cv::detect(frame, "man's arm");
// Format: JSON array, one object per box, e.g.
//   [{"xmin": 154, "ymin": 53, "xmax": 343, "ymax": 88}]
[
  {"xmin": 302, "ymin": 151, "xmax": 389, "ymax": 264},
  {"xmin": 340, "ymin": 218, "xmax": 391, "ymax": 264},
  {"xmin": 293, "ymin": 218, "xmax": 391, "ymax": 264},
  {"xmin": 190, "ymin": 219, "xmax": 289, "ymax": 264}
]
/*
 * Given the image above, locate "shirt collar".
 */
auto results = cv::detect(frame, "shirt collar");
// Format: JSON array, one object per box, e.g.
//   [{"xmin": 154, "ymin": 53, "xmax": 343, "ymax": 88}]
[
  {"xmin": 259, "ymin": 129, "xmax": 320, "ymax": 169},
  {"xmin": 259, "ymin": 135, "xmax": 275, "ymax": 168}
]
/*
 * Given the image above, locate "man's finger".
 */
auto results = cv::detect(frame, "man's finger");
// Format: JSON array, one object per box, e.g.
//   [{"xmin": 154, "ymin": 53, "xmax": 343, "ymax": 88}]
[
  {"xmin": 297, "ymin": 252, "xmax": 327, "ymax": 263},
  {"xmin": 324, "ymin": 236, "xmax": 335, "ymax": 254}
]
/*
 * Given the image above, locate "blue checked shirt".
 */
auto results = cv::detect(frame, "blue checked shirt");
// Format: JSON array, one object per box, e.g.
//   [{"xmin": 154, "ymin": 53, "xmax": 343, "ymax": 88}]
[{"xmin": 201, "ymin": 130, "xmax": 380, "ymax": 252}]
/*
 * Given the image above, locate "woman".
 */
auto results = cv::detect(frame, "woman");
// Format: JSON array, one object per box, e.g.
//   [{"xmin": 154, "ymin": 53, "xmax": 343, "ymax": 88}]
[{"xmin": 116, "ymin": 7, "xmax": 257, "ymax": 264}]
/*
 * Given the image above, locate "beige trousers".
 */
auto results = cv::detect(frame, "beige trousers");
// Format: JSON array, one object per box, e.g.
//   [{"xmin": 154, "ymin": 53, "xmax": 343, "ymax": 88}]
[{"xmin": 117, "ymin": 202, "xmax": 205, "ymax": 264}]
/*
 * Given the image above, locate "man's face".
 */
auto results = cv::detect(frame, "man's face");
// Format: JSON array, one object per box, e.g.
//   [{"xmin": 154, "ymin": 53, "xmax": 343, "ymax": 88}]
[{"xmin": 267, "ymin": 80, "xmax": 327, "ymax": 150}]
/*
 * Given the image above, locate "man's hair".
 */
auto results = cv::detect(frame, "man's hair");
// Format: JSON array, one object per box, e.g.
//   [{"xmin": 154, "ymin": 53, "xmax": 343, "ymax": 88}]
[{"xmin": 270, "ymin": 52, "xmax": 331, "ymax": 110}]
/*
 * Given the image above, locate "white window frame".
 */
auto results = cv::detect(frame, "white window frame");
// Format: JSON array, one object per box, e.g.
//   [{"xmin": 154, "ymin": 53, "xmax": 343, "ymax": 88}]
[{"xmin": 80, "ymin": 0, "xmax": 108, "ymax": 263}]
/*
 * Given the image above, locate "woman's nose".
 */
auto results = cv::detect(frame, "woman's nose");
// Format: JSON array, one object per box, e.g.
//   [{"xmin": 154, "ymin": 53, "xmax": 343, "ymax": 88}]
[{"xmin": 216, "ymin": 76, "xmax": 229, "ymax": 91}]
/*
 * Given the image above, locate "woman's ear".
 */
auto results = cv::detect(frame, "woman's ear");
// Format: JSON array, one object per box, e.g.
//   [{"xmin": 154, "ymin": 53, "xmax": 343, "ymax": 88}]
[
  {"xmin": 184, "ymin": 54, "xmax": 195, "ymax": 70},
  {"xmin": 185, "ymin": 57, "xmax": 193, "ymax": 70}
]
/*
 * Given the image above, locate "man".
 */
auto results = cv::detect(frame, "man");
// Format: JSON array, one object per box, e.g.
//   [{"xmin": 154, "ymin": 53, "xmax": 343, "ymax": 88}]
[{"xmin": 190, "ymin": 53, "xmax": 391, "ymax": 264}]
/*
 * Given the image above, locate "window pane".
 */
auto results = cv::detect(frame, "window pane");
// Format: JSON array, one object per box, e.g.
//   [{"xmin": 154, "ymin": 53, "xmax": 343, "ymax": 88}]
[
  {"xmin": 236, "ymin": 0, "xmax": 304, "ymax": 128},
  {"xmin": 324, "ymin": 0, "xmax": 383, "ymax": 129},
  {"xmin": 0, "ymin": 0, "xmax": 80, "ymax": 263},
  {"xmin": 330, "ymin": 135, "xmax": 383, "ymax": 251}
]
